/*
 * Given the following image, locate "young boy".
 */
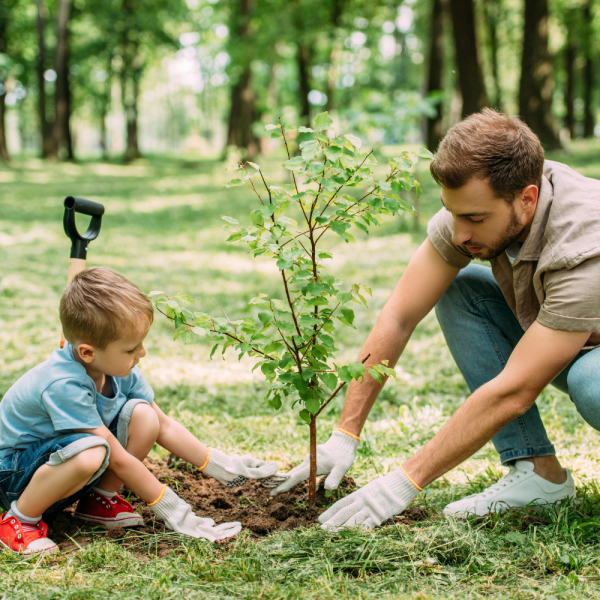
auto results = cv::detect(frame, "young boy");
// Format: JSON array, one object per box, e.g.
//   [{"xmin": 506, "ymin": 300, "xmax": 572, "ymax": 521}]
[{"xmin": 0, "ymin": 267, "xmax": 284, "ymax": 556}]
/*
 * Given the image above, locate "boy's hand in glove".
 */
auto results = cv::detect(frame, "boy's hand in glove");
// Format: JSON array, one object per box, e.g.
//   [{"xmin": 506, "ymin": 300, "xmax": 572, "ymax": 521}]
[
  {"xmin": 202, "ymin": 448, "xmax": 280, "ymax": 487},
  {"xmin": 149, "ymin": 486, "xmax": 241, "ymax": 541},
  {"xmin": 319, "ymin": 468, "xmax": 421, "ymax": 531},
  {"xmin": 271, "ymin": 430, "xmax": 358, "ymax": 496}
]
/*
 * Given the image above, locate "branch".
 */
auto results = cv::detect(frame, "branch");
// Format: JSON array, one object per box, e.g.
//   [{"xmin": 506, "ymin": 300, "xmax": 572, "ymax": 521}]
[
  {"xmin": 315, "ymin": 353, "xmax": 371, "ymax": 417},
  {"xmin": 279, "ymin": 119, "xmax": 301, "ymax": 197}
]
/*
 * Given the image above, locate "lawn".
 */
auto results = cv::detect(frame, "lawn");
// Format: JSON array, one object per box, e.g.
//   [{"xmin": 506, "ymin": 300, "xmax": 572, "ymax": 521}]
[{"xmin": 2, "ymin": 140, "xmax": 600, "ymax": 599}]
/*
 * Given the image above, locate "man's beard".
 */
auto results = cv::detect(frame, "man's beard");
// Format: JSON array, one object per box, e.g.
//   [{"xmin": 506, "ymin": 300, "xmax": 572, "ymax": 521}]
[{"xmin": 469, "ymin": 206, "xmax": 526, "ymax": 261}]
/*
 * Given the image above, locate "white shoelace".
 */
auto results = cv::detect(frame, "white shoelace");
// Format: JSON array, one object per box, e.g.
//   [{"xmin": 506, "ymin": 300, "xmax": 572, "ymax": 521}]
[{"xmin": 479, "ymin": 467, "xmax": 522, "ymax": 497}]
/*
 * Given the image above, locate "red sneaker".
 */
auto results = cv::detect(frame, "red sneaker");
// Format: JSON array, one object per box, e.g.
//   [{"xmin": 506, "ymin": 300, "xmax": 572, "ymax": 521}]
[
  {"xmin": 74, "ymin": 491, "xmax": 144, "ymax": 528},
  {"xmin": 0, "ymin": 512, "xmax": 58, "ymax": 557}
]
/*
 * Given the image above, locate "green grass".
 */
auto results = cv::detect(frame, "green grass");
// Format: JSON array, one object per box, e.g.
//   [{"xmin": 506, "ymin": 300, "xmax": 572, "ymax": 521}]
[{"xmin": 2, "ymin": 142, "xmax": 600, "ymax": 598}]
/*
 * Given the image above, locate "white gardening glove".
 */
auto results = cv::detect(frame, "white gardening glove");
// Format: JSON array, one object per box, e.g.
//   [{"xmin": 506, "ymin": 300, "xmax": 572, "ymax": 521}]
[
  {"xmin": 149, "ymin": 486, "xmax": 241, "ymax": 541},
  {"xmin": 271, "ymin": 429, "xmax": 359, "ymax": 497},
  {"xmin": 202, "ymin": 448, "xmax": 279, "ymax": 487},
  {"xmin": 319, "ymin": 468, "xmax": 420, "ymax": 530}
]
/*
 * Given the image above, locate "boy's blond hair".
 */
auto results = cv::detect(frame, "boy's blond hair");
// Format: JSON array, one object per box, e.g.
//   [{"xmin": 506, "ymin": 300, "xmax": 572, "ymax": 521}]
[{"xmin": 60, "ymin": 267, "xmax": 154, "ymax": 349}]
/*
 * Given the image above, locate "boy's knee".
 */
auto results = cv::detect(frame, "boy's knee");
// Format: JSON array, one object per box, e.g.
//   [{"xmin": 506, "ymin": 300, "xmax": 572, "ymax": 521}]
[
  {"xmin": 69, "ymin": 445, "xmax": 107, "ymax": 477},
  {"xmin": 130, "ymin": 402, "xmax": 160, "ymax": 438}
]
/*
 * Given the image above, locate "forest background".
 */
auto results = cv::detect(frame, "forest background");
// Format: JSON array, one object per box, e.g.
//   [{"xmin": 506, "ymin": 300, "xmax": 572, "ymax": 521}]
[
  {"xmin": 0, "ymin": 0, "xmax": 598, "ymax": 163},
  {"xmin": 3, "ymin": 1, "xmax": 600, "ymax": 598}
]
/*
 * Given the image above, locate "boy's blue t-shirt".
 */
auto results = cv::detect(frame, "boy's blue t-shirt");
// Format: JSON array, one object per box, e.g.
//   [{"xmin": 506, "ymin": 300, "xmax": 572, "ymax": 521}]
[{"xmin": 0, "ymin": 342, "xmax": 154, "ymax": 460}]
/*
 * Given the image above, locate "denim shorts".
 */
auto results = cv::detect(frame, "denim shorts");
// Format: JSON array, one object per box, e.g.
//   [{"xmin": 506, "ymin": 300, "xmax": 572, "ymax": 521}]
[{"xmin": 0, "ymin": 398, "xmax": 148, "ymax": 514}]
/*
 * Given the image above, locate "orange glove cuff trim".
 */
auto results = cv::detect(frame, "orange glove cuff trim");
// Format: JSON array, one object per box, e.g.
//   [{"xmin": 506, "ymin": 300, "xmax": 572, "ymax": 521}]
[
  {"xmin": 198, "ymin": 448, "xmax": 211, "ymax": 472},
  {"xmin": 333, "ymin": 428, "xmax": 360, "ymax": 442},
  {"xmin": 398, "ymin": 465, "xmax": 423, "ymax": 492}
]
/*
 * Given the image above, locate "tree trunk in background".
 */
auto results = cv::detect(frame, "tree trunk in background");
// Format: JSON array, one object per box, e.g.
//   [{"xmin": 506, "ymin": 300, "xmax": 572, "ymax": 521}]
[
  {"xmin": 519, "ymin": 0, "xmax": 561, "ymax": 148},
  {"xmin": 563, "ymin": 9, "xmax": 576, "ymax": 139},
  {"xmin": 483, "ymin": 0, "xmax": 502, "ymax": 109},
  {"xmin": 226, "ymin": 67, "xmax": 259, "ymax": 160},
  {"xmin": 448, "ymin": 0, "xmax": 488, "ymax": 117},
  {"xmin": 53, "ymin": 0, "xmax": 74, "ymax": 160},
  {"xmin": 583, "ymin": 0, "xmax": 595, "ymax": 138},
  {"xmin": 0, "ymin": 2, "xmax": 10, "ymax": 162},
  {"xmin": 425, "ymin": 0, "xmax": 444, "ymax": 152},
  {"xmin": 297, "ymin": 43, "xmax": 311, "ymax": 125},
  {"xmin": 325, "ymin": 0, "xmax": 345, "ymax": 113},
  {"xmin": 36, "ymin": 0, "xmax": 54, "ymax": 158},
  {"xmin": 225, "ymin": 0, "xmax": 259, "ymax": 160}
]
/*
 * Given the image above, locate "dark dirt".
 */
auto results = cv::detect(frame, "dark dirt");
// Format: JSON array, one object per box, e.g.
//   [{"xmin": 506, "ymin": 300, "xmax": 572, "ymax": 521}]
[{"xmin": 44, "ymin": 457, "xmax": 359, "ymax": 556}]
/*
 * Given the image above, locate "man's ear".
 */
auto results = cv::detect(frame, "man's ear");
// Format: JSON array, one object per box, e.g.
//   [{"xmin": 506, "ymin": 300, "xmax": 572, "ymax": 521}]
[
  {"xmin": 519, "ymin": 184, "xmax": 539, "ymax": 215},
  {"xmin": 76, "ymin": 343, "xmax": 96, "ymax": 364}
]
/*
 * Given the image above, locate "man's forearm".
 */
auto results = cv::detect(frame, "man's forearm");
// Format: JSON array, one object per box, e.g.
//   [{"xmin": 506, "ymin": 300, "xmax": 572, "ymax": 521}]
[
  {"xmin": 403, "ymin": 378, "xmax": 528, "ymax": 487},
  {"xmin": 337, "ymin": 314, "xmax": 414, "ymax": 436}
]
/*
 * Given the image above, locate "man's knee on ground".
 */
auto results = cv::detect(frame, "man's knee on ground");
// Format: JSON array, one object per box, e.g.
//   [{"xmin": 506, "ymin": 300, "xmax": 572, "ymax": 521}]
[
  {"xmin": 66, "ymin": 445, "xmax": 107, "ymax": 479},
  {"xmin": 129, "ymin": 402, "xmax": 160, "ymax": 441},
  {"xmin": 567, "ymin": 361, "xmax": 600, "ymax": 431}
]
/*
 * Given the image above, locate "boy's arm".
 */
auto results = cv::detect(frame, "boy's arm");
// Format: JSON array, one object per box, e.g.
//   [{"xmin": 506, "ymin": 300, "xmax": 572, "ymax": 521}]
[
  {"xmin": 151, "ymin": 402, "xmax": 209, "ymax": 467},
  {"xmin": 74, "ymin": 425, "xmax": 162, "ymax": 503},
  {"xmin": 150, "ymin": 402, "xmax": 280, "ymax": 485}
]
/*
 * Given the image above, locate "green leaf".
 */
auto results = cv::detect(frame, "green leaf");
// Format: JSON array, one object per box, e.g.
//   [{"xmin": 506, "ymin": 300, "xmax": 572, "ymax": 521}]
[
  {"xmin": 258, "ymin": 312, "xmax": 271, "ymax": 325},
  {"xmin": 335, "ymin": 291, "xmax": 353, "ymax": 304},
  {"xmin": 299, "ymin": 409, "xmax": 311, "ymax": 425},
  {"xmin": 340, "ymin": 307, "xmax": 355, "ymax": 325},
  {"xmin": 347, "ymin": 361, "xmax": 366, "ymax": 381},
  {"xmin": 314, "ymin": 112, "xmax": 334, "ymax": 131},
  {"xmin": 148, "ymin": 291, "xmax": 165, "ymax": 298},
  {"xmin": 264, "ymin": 342, "xmax": 283, "ymax": 354},
  {"xmin": 324, "ymin": 145, "xmax": 343, "ymax": 161},
  {"xmin": 329, "ymin": 220, "xmax": 350, "ymax": 236},
  {"xmin": 283, "ymin": 156, "xmax": 306, "ymax": 171},
  {"xmin": 306, "ymin": 282, "xmax": 325, "ymax": 297},
  {"xmin": 314, "ymin": 216, "xmax": 328, "ymax": 224},
  {"xmin": 320, "ymin": 372, "xmax": 338, "ymax": 390},
  {"xmin": 265, "ymin": 124, "xmax": 280, "ymax": 130},
  {"xmin": 226, "ymin": 232, "xmax": 242, "ymax": 242},
  {"xmin": 298, "ymin": 126, "xmax": 314, "ymax": 132},
  {"xmin": 344, "ymin": 134, "xmax": 362, "ymax": 150},
  {"xmin": 250, "ymin": 210, "xmax": 264, "ymax": 226},
  {"xmin": 305, "ymin": 397, "xmax": 320, "ymax": 415},
  {"xmin": 337, "ymin": 366, "xmax": 352, "ymax": 384},
  {"xmin": 209, "ymin": 344, "xmax": 219, "ymax": 360},
  {"xmin": 191, "ymin": 327, "xmax": 206, "ymax": 336},
  {"xmin": 174, "ymin": 315, "xmax": 184, "ymax": 329},
  {"xmin": 354, "ymin": 221, "xmax": 369, "ymax": 235},
  {"xmin": 416, "ymin": 148, "xmax": 434, "ymax": 159},
  {"xmin": 268, "ymin": 394, "xmax": 282, "ymax": 410},
  {"xmin": 368, "ymin": 367, "xmax": 382, "ymax": 384},
  {"xmin": 301, "ymin": 141, "xmax": 320, "ymax": 161},
  {"xmin": 293, "ymin": 374, "xmax": 309, "ymax": 395},
  {"xmin": 221, "ymin": 215, "xmax": 239, "ymax": 225}
]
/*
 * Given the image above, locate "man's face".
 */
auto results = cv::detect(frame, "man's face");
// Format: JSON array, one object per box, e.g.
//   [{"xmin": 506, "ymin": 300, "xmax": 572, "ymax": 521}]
[
  {"xmin": 441, "ymin": 178, "xmax": 531, "ymax": 261},
  {"xmin": 77, "ymin": 315, "xmax": 151, "ymax": 378}
]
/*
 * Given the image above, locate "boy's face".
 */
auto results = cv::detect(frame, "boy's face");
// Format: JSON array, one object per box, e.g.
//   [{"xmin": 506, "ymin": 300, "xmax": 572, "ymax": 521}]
[{"xmin": 75, "ymin": 315, "xmax": 151, "ymax": 378}]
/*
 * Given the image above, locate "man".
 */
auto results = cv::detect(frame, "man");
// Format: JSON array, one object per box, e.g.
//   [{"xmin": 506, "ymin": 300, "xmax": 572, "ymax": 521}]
[{"xmin": 273, "ymin": 109, "xmax": 600, "ymax": 529}]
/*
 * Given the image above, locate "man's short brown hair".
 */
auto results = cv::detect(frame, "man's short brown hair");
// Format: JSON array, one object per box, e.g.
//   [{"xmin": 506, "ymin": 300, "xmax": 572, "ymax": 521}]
[
  {"xmin": 430, "ymin": 108, "xmax": 545, "ymax": 201},
  {"xmin": 60, "ymin": 267, "xmax": 154, "ymax": 349}
]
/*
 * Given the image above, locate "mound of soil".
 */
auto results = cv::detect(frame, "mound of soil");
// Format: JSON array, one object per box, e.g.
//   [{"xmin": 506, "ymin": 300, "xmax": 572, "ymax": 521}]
[{"xmin": 45, "ymin": 457, "xmax": 358, "ymax": 555}]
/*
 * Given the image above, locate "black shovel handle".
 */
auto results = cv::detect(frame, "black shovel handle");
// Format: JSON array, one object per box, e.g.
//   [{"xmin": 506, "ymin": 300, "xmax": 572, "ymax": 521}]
[{"xmin": 63, "ymin": 196, "xmax": 105, "ymax": 260}]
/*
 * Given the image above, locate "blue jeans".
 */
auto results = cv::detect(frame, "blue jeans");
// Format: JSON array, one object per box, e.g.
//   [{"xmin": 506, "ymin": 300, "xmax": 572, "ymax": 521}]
[
  {"xmin": 435, "ymin": 264, "xmax": 600, "ymax": 465},
  {"xmin": 0, "ymin": 398, "xmax": 147, "ymax": 514}
]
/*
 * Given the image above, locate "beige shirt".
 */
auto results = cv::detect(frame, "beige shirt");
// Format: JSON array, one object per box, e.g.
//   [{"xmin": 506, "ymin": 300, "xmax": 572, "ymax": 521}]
[{"xmin": 427, "ymin": 160, "xmax": 600, "ymax": 348}]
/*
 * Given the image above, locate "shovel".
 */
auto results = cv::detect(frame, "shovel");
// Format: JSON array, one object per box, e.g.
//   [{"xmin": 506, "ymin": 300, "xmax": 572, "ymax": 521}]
[{"xmin": 61, "ymin": 196, "xmax": 105, "ymax": 347}]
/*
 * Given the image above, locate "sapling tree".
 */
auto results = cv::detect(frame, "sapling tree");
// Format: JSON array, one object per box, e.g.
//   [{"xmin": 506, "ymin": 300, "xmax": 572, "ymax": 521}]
[{"xmin": 150, "ymin": 112, "xmax": 432, "ymax": 506}]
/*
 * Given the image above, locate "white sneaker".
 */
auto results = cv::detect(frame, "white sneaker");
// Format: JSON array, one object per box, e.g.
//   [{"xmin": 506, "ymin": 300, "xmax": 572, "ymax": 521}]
[{"xmin": 443, "ymin": 460, "xmax": 575, "ymax": 518}]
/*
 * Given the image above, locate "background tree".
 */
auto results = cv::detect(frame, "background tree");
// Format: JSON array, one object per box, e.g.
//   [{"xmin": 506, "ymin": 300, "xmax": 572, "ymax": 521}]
[
  {"xmin": 53, "ymin": 0, "xmax": 73, "ymax": 160},
  {"xmin": 582, "ymin": 0, "xmax": 595, "ymax": 137},
  {"xmin": 519, "ymin": 0, "xmax": 561, "ymax": 149},
  {"xmin": 448, "ymin": 0, "xmax": 487, "ymax": 117},
  {"xmin": 425, "ymin": 0, "xmax": 444, "ymax": 151},
  {"xmin": 35, "ymin": 0, "xmax": 53, "ymax": 158}
]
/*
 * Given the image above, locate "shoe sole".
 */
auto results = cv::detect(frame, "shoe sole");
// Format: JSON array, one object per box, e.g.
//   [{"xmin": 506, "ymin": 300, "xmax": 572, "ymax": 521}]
[
  {"xmin": 73, "ymin": 513, "xmax": 144, "ymax": 528},
  {"xmin": 0, "ymin": 538, "xmax": 58, "ymax": 558}
]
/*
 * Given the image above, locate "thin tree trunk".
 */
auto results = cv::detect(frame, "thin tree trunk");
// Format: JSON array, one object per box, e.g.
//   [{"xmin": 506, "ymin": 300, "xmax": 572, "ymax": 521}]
[
  {"xmin": 35, "ymin": 0, "xmax": 54, "ymax": 158},
  {"xmin": 448, "ymin": 0, "xmax": 488, "ymax": 117},
  {"xmin": 425, "ymin": 0, "xmax": 444, "ymax": 152},
  {"xmin": 483, "ymin": 0, "xmax": 502, "ymax": 108},
  {"xmin": 564, "ymin": 9, "xmax": 576, "ymax": 139},
  {"xmin": 308, "ymin": 415, "xmax": 317, "ymax": 507},
  {"xmin": 225, "ymin": 0, "xmax": 259, "ymax": 160},
  {"xmin": 324, "ymin": 0, "xmax": 345, "ymax": 113},
  {"xmin": 519, "ymin": 0, "xmax": 561, "ymax": 148},
  {"xmin": 583, "ymin": 0, "xmax": 595, "ymax": 138},
  {"xmin": 53, "ymin": 0, "xmax": 73, "ymax": 160},
  {"xmin": 297, "ymin": 43, "xmax": 311, "ymax": 126},
  {"xmin": 0, "ymin": 2, "xmax": 10, "ymax": 162},
  {"xmin": 120, "ymin": 0, "xmax": 140, "ymax": 161}
]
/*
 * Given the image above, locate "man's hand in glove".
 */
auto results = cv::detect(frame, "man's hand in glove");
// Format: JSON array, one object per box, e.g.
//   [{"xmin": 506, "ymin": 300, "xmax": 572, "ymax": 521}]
[
  {"xmin": 149, "ymin": 486, "xmax": 241, "ymax": 541},
  {"xmin": 201, "ymin": 448, "xmax": 286, "ymax": 487},
  {"xmin": 271, "ymin": 429, "xmax": 359, "ymax": 496},
  {"xmin": 318, "ymin": 468, "xmax": 421, "ymax": 530}
]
